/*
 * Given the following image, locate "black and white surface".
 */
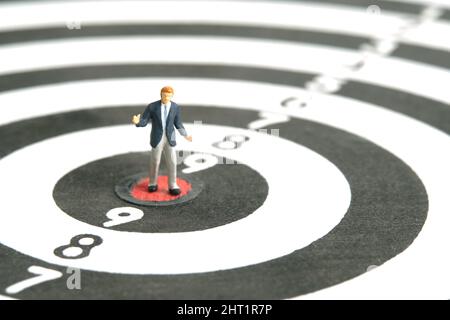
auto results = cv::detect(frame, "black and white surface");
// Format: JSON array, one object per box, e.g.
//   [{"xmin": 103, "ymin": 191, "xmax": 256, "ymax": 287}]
[{"xmin": 0, "ymin": 0, "xmax": 449, "ymax": 299}]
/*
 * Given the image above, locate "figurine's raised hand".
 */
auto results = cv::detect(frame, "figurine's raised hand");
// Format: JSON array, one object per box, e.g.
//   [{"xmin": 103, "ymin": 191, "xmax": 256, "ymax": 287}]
[
  {"xmin": 185, "ymin": 135, "xmax": 193, "ymax": 142},
  {"xmin": 132, "ymin": 114, "xmax": 141, "ymax": 125}
]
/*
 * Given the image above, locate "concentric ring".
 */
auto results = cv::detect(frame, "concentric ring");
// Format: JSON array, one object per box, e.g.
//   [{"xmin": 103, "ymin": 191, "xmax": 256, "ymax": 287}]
[{"xmin": 0, "ymin": 105, "xmax": 427, "ymax": 298}]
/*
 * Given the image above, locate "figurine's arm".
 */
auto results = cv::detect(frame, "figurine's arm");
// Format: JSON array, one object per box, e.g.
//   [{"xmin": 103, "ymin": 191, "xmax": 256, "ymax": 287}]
[
  {"xmin": 132, "ymin": 104, "xmax": 152, "ymax": 127},
  {"xmin": 174, "ymin": 107, "xmax": 192, "ymax": 141}
]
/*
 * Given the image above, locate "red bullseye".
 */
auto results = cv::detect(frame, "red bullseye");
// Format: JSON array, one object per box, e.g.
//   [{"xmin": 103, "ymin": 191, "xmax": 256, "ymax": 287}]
[{"xmin": 130, "ymin": 176, "xmax": 192, "ymax": 202}]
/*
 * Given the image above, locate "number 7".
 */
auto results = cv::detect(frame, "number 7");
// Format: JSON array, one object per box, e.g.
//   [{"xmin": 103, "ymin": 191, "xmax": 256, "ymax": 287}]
[{"xmin": 6, "ymin": 266, "xmax": 63, "ymax": 295}]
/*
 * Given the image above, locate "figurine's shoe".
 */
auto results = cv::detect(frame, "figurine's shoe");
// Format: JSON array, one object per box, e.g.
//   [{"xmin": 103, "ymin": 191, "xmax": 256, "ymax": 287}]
[
  {"xmin": 169, "ymin": 188, "xmax": 181, "ymax": 196},
  {"xmin": 148, "ymin": 185, "xmax": 158, "ymax": 192}
]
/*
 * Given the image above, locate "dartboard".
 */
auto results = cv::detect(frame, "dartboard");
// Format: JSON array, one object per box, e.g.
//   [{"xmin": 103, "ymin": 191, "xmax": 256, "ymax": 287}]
[{"xmin": 0, "ymin": 0, "xmax": 449, "ymax": 300}]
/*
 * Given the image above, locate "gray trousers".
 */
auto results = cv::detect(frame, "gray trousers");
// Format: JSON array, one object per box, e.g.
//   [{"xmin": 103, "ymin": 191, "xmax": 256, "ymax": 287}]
[{"xmin": 148, "ymin": 133, "xmax": 179, "ymax": 189}]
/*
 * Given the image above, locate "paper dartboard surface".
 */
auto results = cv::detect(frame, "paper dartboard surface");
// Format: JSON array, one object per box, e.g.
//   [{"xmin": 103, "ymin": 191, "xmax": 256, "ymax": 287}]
[{"xmin": 0, "ymin": 0, "xmax": 449, "ymax": 300}]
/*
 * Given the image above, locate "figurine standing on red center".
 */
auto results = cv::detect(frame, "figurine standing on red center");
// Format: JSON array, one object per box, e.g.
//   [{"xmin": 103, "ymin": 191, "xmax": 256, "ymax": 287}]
[{"xmin": 131, "ymin": 86, "xmax": 192, "ymax": 195}]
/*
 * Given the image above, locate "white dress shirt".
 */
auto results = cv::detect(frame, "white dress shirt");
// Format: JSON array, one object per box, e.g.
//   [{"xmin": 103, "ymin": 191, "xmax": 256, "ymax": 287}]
[{"xmin": 160, "ymin": 101, "xmax": 171, "ymax": 132}]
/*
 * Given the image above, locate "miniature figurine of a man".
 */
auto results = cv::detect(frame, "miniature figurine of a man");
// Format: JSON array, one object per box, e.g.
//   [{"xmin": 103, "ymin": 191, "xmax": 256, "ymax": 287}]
[{"xmin": 131, "ymin": 86, "xmax": 192, "ymax": 195}]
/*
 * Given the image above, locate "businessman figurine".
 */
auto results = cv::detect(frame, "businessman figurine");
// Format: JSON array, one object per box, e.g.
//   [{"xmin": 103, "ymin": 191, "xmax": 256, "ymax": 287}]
[{"xmin": 132, "ymin": 86, "xmax": 192, "ymax": 195}]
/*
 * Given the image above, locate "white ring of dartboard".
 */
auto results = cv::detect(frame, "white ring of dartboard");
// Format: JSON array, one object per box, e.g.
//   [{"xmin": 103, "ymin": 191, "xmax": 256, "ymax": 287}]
[
  {"xmin": 0, "ymin": 67, "xmax": 435, "ymax": 298},
  {"xmin": 2, "ymin": 0, "xmax": 450, "ymax": 297}
]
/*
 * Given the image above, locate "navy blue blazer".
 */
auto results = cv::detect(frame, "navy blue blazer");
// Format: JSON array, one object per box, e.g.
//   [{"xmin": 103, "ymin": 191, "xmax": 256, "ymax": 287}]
[{"xmin": 136, "ymin": 100, "xmax": 188, "ymax": 148}]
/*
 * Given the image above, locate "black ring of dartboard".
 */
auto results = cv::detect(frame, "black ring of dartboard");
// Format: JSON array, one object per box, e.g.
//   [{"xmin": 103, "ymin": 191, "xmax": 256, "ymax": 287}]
[
  {"xmin": 53, "ymin": 151, "xmax": 269, "ymax": 233},
  {"xmin": 1, "ymin": 64, "xmax": 449, "ymax": 133},
  {"xmin": 0, "ymin": 0, "xmax": 448, "ymax": 68},
  {"xmin": 0, "ymin": 104, "xmax": 427, "ymax": 299},
  {"xmin": 0, "ymin": 1, "xmax": 448, "ymax": 72}
]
